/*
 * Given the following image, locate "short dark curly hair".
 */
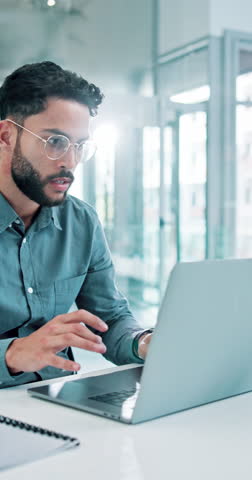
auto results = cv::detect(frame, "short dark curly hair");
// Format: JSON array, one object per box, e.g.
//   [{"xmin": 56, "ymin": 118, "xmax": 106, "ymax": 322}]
[{"xmin": 0, "ymin": 61, "xmax": 104, "ymax": 121}]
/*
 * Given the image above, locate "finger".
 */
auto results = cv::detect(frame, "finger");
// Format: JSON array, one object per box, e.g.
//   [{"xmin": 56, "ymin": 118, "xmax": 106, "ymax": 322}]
[
  {"xmin": 47, "ymin": 354, "xmax": 81, "ymax": 372},
  {"xmin": 54, "ymin": 309, "xmax": 108, "ymax": 332},
  {"xmin": 49, "ymin": 333, "xmax": 107, "ymax": 354},
  {"xmin": 47, "ymin": 321, "xmax": 104, "ymax": 345}
]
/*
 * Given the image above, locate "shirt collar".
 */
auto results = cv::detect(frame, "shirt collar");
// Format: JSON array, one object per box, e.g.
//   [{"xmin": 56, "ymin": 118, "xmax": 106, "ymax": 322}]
[
  {"xmin": 0, "ymin": 193, "xmax": 62, "ymax": 233},
  {"xmin": 26, "ymin": 206, "xmax": 63, "ymax": 232},
  {"xmin": 0, "ymin": 194, "xmax": 20, "ymax": 233},
  {"xmin": 51, "ymin": 207, "xmax": 62, "ymax": 231}
]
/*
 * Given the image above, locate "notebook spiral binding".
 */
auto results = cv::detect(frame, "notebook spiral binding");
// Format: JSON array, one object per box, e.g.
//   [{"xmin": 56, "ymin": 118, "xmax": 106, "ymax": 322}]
[{"xmin": 0, "ymin": 415, "xmax": 80, "ymax": 444}]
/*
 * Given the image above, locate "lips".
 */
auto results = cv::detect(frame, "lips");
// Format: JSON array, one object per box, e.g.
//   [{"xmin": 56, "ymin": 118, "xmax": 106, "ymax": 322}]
[
  {"xmin": 50, "ymin": 177, "xmax": 72, "ymax": 184},
  {"xmin": 49, "ymin": 177, "xmax": 72, "ymax": 192}
]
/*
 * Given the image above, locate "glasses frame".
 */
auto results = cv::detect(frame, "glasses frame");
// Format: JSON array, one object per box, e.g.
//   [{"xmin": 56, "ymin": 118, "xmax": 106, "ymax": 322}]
[{"xmin": 5, "ymin": 118, "xmax": 96, "ymax": 163}]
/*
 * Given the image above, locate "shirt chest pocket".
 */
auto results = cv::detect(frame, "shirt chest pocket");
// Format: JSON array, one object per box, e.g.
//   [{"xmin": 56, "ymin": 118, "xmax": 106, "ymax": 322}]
[{"xmin": 38, "ymin": 274, "xmax": 86, "ymax": 320}]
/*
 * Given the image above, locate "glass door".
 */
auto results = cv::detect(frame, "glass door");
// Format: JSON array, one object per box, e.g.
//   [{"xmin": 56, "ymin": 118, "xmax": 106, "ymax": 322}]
[
  {"xmin": 158, "ymin": 103, "xmax": 207, "ymax": 295},
  {"xmin": 157, "ymin": 44, "xmax": 209, "ymax": 274},
  {"xmin": 223, "ymin": 31, "xmax": 252, "ymax": 259},
  {"xmin": 236, "ymin": 45, "xmax": 252, "ymax": 257}
]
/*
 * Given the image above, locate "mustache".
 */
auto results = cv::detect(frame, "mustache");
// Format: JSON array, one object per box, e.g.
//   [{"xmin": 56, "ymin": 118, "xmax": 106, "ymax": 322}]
[{"xmin": 43, "ymin": 171, "xmax": 75, "ymax": 184}]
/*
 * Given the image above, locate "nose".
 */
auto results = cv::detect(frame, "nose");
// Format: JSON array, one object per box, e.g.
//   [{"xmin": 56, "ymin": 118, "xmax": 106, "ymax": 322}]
[{"xmin": 56, "ymin": 144, "xmax": 77, "ymax": 170}]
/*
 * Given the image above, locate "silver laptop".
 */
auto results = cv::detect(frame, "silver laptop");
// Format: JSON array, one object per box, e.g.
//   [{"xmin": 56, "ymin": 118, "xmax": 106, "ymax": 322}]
[{"xmin": 28, "ymin": 259, "xmax": 252, "ymax": 424}]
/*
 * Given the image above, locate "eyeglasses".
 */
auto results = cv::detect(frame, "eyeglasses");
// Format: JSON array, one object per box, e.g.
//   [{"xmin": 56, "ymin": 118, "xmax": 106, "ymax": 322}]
[{"xmin": 6, "ymin": 118, "xmax": 96, "ymax": 163}]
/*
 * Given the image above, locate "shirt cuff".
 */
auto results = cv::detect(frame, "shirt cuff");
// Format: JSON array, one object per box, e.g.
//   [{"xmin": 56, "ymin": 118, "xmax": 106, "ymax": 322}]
[{"xmin": 0, "ymin": 338, "xmax": 38, "ymax": 387}]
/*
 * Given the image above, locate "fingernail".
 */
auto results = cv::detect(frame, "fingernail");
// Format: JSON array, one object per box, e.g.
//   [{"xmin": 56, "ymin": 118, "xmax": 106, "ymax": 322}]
[
  {"xmin": 96, "ymin": 343, "xmax": 106, "ymax": 352},
  {"xmin": 96, "ymin": 336, "xmax": 102, "ymax": 343}
]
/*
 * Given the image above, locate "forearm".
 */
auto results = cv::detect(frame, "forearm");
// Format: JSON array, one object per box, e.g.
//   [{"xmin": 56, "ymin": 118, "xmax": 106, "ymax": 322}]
[
  {"xmin": 102, "ymin": 315, "xmax": 146, "ymax": 365},
  {"xmin": 0, "ymin": 338, "xmax": 39, "ymax": 388},
  {"xmin": 0, "ymin": 339, "xmax": 73, "ymax": 387}
]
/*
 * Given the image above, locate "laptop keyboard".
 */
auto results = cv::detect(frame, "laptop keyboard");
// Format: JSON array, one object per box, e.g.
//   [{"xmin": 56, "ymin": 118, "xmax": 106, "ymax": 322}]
[{"xmin": 89, "ymin": 388, "xmax": 138, "ymax": 407}]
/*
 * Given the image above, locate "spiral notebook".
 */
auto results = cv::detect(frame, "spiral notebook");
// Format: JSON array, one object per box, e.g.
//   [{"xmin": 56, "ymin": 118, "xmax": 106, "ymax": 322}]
[{"xmin": 0, "ymin": 414, "xmax": 80, "ymax": 471}]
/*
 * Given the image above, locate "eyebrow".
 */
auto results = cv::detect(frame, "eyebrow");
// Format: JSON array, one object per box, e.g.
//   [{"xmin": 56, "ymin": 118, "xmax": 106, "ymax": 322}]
[{"xmin": 40, "ymin": 128, "xmax": 89, "ymax": 142}]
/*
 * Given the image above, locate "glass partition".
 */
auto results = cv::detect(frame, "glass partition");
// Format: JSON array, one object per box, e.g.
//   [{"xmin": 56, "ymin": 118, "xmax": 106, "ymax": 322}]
[
  {"xmin": 179, "ymin": 111, "xmax": 207, "ymax": 261},
  {"xmin": 159, "ymin": 125, "xmax": 177, "ymax": 294},
  {"xmin": 236, "ymin": 47, "xmax": 252, "ymax": 257},
  {"xmin": 142, "ymin": 127, "xmax": 160, "ymax": 303},
  {"xmin": 158, "ymin": 47, "xmax": 209, "ymax": 265}
]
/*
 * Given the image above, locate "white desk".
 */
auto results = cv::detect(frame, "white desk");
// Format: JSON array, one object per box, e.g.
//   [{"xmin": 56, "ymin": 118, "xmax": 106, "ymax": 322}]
[{"xmin": 1, "ymin": 365, "xmax": 252, "ymax": 480}]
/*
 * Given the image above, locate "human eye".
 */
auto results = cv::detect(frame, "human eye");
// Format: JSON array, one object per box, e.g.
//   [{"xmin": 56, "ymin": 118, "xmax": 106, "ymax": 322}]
[{"xmin": 47, "ymin": 135, "xmax": 68, "ymax": 152}]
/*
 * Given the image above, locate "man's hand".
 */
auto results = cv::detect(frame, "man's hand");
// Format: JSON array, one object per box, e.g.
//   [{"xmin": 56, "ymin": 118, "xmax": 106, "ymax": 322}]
[
  {"xmin": 138, "ymin": 333, "xmax": 152, "ymax": 360},
  {"xmin": 5, "ymin": 309, "xmax": 108, "ymax": 374}
]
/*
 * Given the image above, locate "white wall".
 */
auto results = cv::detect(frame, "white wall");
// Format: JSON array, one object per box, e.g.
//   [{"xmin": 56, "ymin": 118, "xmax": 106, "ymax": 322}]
[
  {"xmin": 158, "ymin": 0, "xmax": 252, "ymax": 55},
  {"xmin": 158, "ymin": 0, "xmax": 209, "ymax": 54},
  {"xmin": 209, "ymin": 0, "xmax": 252, "ymax": 36}
]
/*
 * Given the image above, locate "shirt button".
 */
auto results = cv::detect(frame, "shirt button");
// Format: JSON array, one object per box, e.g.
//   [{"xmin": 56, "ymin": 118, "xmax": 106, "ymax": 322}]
[
  {"xmin": 15, "ymin": 219, "xmax": 20, "ymax": 224},
  {"xmin": 27, "ymin": 287, "xmax": 33, "ymax": 294},
  {"xmin": 8, "ymin": 224, "xmax": 12, "ymax": 228},
  {"xmin": 23, "ymin": 238, "xmax": 27, "ymax": 244}
]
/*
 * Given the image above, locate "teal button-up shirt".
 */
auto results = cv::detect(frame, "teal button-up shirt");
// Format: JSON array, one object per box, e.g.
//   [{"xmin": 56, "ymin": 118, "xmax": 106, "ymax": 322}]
[{"xmin": 0, "ymin": 193, "xmax": 143, "ymax": 388}]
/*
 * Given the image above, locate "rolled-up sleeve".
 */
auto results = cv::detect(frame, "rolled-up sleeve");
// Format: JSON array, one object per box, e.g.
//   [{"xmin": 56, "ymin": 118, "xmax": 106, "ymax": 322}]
[{"xmin": 76, "ymin": 217, "xmax": 145, "ymax": 365}]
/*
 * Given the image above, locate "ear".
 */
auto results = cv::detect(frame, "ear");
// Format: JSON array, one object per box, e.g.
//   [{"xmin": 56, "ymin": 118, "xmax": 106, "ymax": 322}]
[{"xmin": 0, "ymin": 120, "xmax": 17, "ymax": 151}]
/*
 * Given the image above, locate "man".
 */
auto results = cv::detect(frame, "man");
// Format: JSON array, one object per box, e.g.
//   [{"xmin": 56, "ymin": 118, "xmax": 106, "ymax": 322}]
[{"xmin": 0, "ymin": 61, "xmax": 153, "ymax": 388}]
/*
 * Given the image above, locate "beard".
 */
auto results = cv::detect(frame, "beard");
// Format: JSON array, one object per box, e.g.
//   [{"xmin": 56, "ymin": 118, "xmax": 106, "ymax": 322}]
[{"xmin": 11, "ymin": 137, "xmax": 74, "ymax": 207}]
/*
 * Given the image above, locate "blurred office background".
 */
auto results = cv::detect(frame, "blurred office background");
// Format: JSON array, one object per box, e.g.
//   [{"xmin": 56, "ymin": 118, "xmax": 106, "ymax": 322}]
[{"xmin": 1, "ymin": 0, "xmax": 252, "ymax": 369}]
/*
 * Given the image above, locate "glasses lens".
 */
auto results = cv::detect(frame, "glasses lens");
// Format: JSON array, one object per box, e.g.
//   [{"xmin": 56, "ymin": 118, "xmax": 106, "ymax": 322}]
[
  {"xmin": 45, "ymin": 135, "xmax": 69, "ymax": 160},
  {"xmin": 77, "ymin": 140, "xmax": 97, "ymax": 163}
]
